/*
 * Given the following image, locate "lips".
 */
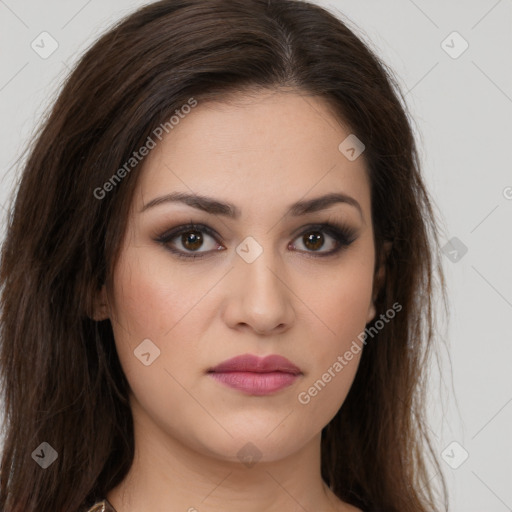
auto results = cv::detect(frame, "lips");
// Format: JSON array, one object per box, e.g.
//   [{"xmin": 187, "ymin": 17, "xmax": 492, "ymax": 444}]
[
  {"xmin": 207, "ymin": 354, "xmax": 302, "ymax": 396},
  {"xmin": 207, "ymin": 354, "xmax": 302, "ymax": 375}
]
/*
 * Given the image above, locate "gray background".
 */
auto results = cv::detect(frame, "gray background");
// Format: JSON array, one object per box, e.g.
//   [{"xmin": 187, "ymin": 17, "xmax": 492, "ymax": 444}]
[{"xmin": 1, "ymin": 1, "xmax": 511, "ymax": 510}]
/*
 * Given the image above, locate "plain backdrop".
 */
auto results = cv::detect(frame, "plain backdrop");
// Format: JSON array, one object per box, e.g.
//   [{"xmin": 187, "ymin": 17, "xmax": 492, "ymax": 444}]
[{"xmin": 0, "ymin": 1, "xmax": 511, "ymax": 511}]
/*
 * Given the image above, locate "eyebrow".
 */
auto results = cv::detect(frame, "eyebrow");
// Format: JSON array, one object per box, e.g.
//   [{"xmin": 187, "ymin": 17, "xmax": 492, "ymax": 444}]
[{"xmin": 141, "ymin": 191, "xmax": 363, "ymax": 220}]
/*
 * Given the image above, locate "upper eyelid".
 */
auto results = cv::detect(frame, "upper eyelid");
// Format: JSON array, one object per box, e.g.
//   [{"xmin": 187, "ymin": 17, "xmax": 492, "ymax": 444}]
[
  {"xmin": 157, "ymin": 222, "xmax": 357, "ymax": 249},
  {"xmin": 158, "ymin": 221, "xmax": 354, "ymax": 238}
]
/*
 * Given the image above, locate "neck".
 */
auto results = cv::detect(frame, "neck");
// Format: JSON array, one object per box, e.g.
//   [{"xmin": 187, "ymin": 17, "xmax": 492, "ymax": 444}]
[{"xmin": 106, "ymin": 398, "xmax": 345, "ymax": 512}]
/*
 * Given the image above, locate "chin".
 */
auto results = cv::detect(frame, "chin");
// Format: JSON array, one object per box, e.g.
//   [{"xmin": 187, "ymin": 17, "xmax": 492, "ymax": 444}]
[{"xmin": 189, "ymin": 425, "xmax": 314, "ymax": 466}]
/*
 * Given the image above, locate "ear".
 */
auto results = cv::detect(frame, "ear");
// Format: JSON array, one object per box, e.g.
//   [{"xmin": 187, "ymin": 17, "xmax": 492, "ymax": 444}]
[
  {"xmin": 90, "ymin": 284, "xmax": 110, "ymax": 321},
  {"xmin": 366, "ymin": 240, "xmax": 392, "ymax": 324}
]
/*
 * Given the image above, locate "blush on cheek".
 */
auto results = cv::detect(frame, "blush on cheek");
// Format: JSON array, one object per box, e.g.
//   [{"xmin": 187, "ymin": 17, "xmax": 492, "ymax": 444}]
[{"xmin": 111, "ymin": 248, "xmax": 184, "ymax": 335}]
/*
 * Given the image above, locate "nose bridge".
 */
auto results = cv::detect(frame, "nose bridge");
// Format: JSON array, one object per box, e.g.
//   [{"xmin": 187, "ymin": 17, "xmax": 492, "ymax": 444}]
[
  {"xmin": 225, "ymin": 234, "xmax": 293, "ymax": 332},
  {"xmin": 236, "ymin": 235, "xmax": 283, "ymax": 297}
]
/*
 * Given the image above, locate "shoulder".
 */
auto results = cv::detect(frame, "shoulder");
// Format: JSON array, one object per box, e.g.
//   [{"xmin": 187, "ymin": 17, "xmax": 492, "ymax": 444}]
[{"xmin": 86, "ymin": 499, "xmax": 117, "ymax": 512}]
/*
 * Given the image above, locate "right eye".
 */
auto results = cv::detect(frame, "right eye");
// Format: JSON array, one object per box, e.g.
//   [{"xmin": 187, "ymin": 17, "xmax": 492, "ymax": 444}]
[{"xmin": 156, "ymin": 222, "xmax": 225, "ymax": 260}]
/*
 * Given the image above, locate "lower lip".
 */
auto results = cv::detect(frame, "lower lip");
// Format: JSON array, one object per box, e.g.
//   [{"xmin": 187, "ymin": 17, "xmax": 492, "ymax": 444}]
[{"xmin": 208, "ymin": 371, "xmax": 300, "ymax": 395}]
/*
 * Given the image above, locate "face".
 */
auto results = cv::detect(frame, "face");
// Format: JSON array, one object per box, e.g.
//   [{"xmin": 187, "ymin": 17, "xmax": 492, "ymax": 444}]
[{"xmin": 97, "ymin": 89, "xmax": 379, "ymax": 463}]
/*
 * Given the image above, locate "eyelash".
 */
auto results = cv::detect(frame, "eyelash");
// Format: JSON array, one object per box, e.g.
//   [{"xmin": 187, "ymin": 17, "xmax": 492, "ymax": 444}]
[{"xmin": 155, "ymin": 221, "xmax": 358, "ymax": 261}]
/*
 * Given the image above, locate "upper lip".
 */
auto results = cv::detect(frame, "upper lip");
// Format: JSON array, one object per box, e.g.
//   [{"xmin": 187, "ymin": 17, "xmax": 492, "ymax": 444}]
[{"xmin": 208, "ymin": 354, "xmax": 302, "ymax": 375}]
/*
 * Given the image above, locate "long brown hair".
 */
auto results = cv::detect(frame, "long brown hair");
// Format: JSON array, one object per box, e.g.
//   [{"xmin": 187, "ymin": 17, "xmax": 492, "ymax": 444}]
[{"xmin": 0, "ymin": 1, "xmax": 449, "ymax": 510}]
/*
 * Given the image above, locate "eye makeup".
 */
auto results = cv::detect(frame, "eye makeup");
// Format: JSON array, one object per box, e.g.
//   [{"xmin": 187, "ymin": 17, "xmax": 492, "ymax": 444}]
[{"xmin": 153, "ymin": 218, "xmax": 359, "ymax": 261}]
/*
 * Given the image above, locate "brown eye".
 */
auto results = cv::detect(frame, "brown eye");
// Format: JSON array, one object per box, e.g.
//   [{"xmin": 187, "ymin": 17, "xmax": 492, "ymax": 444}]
[
  {"xmin": 302, "ymin": 231, "xmax": 325, "ymax": 251},
  {"xmin": 180, "ymin": 230, "xmax": 204, "ymax": 251},
  {"xmin": 157, "ymin": 223, "xmax": 222, "ymax": 260},
  {"xmin": 157, "ymin": 221, "xmax": 357, "ymax": 261},
  {"xmin": 288, "ymin": 222, "xmax": 358, "ymax": 257},
  {"xmin": 291, "ymin": 228, "xmax": 340, "ymax": 254}
]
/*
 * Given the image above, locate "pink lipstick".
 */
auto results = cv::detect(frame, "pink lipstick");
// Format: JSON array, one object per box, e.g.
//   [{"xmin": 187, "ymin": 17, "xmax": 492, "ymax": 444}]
[{"xmin": 207, "ymin": 354, "xmax": 302, "ymax": 396}]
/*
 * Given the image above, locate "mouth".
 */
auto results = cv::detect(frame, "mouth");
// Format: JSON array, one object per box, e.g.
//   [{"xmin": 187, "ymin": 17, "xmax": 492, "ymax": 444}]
[{"xmin": 207, "ymin": 353, "xmax": 303, "ymax": 396}]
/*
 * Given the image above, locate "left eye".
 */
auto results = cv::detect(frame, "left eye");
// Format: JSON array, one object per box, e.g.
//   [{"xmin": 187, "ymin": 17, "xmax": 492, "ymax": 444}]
[
  {"xmin": 157, "ymin": 222, "xmax": 356, "ymax": 260},
  {"xmin": 290, "ymin": 229, "xmax": 340, "ymax": 253}
]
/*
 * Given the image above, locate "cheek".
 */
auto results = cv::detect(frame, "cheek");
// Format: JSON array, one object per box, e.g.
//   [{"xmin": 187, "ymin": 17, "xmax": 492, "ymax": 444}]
[
  {"xmin": 108, "ymin": 247, "xmax": 210, "ymax": 423},
  {"xmin": 107, "ymin": 246, "xmax": 211, "ymax": 392},
  {"xmin": 109, "ymin": 246, "xmax": 206, "ymax": 338},
  {"xmin": 293, "ymin": 258, "xmax": 374, "ymax": 419},
  {"xmin": 301, "ymin": 257, "xmax": 374, "ymax": 348}
]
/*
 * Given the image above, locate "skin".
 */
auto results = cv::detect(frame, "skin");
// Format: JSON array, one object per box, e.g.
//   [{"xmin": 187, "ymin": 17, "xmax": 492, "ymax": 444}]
[{"xmin": 94, "ymin": 89, "xmax": 384, "ymax": 512}]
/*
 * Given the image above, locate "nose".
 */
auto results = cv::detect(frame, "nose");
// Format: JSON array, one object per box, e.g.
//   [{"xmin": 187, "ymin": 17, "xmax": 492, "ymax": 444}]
[{"xmin": 221, "ymin": 247, "xmax": 295, "ymax": 336}]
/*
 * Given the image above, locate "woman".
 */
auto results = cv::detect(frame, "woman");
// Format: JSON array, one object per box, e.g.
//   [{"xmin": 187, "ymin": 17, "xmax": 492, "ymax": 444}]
[{"xmin": 0, "ymin": 1, "xmax": 449, "ymax": 511}]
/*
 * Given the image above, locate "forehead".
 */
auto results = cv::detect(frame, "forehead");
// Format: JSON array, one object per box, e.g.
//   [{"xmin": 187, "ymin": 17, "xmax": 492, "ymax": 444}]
[{"xmin": 134, "ymin": 90, "xmax": 371, "ymax": 221}]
